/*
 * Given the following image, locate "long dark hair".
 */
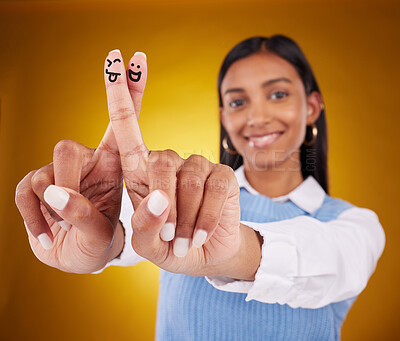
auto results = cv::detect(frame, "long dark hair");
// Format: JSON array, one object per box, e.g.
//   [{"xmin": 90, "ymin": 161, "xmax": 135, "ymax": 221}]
[{"xmin": 218, "ymin": 35, "xmax": 329, "ymax": 194}]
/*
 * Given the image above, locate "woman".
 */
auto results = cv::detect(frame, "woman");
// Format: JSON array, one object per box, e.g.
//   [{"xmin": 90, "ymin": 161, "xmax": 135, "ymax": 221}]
[{"xmin": 16, "ymin": 36, "xmax": 385, "ymax": 340}]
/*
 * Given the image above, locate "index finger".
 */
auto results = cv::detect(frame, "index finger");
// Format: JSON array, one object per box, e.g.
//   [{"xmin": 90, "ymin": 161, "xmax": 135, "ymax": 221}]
[
  {"xmin": 98, "ymin": 52, "xmax": 148, "ymax": 157},
  {"xmin": 127, "ymin": 52, "xmax": 147, "ymax": 119},
  {"xmin": 104, "ymin": 49, "xmax": 148, "ymax": 174}
]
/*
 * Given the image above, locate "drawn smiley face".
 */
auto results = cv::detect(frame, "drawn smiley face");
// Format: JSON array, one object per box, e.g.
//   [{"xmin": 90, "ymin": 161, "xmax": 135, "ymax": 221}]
[
  {"xmin": 105, "ymin": 58, "xmax": 122, "ymax": 82},
  {"xmin": 129, "ymin": 63, "xmax": 142, "ymax": 82}
]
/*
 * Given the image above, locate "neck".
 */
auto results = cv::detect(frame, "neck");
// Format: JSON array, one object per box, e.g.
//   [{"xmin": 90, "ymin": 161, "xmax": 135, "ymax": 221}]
[{"xmin": 243, "ymin": 153, "xmax": 304, "ymax": 198}]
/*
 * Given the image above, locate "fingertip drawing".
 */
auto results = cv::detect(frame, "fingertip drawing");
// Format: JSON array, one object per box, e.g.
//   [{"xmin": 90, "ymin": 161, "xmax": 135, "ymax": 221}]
[
  {"xmin": 105, "ymin": 58, "xmax": 122, "ymax": 82},
  {"xmin": 129, "ymin": 63, "xmax": 142, "ymax": 82}
]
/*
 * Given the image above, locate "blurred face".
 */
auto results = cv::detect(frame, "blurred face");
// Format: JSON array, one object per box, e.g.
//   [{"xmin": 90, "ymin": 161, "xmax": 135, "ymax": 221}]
[{"xmin": 220, "ymin": 51, "xmax": 321, "ymax": 171}]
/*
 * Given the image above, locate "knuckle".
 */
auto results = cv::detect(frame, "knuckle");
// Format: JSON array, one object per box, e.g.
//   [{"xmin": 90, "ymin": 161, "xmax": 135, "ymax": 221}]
[
  {"xmin": 214, "ymin": 164, "xmax": 239, "ymax": 193},
  {"xmin": 15, "ymin": 171, "xmax": 34, "ymax": 199},
  {"xmin": 149, "ymin": 151, "xmax": 178, "ymax": 171},
  {"xmin": 186, "ymin": 154, "xmax": 212, "ymax": 173},
  {"xmin": 176, "ymin": 221, "xmax": 195, "ymax": 234},
  {"xmin": 215, "ymin": 163, "xmax": 233, "ymax": 175},
  {"xmin": 179, "ymin": 173, "xmax": 204, "ymax": 192},
  {"xmin": 205, "ymin": 177, "xmax": 229, "ymax": 198},
  {"xmin": 31, "ymin": 169, "xmax": 52, "ymax": 192},
  {"xmin": 215, "ymin": 163, "xmax": 229, "ymax": 171},
  {"xmin": 24, "ymin": 217, "xmax": 42, "ymax": 230},
  {"xmin": 15, "ymin": 186, "xmax": 31, "ymax": 209},
  {"xmin": 164, "ymin": 149, "xmax": 180, "ymax": 159},
  {"xmin": 198, "ymin": 211, "xmax": 219, "ymax": 227},
  {"xmin": 109, "ymin": 106, "xmax": 135, "ymax": 122},
  {"xmin": 187, "ymin": 154, "xmax": 205, "ymax": 164},
  {"xmin": 119, "ymin": 143, "xmax": 147, "ymax": 160},
  {"xmin": 53, "ymin": 139, "xmax": 81, "ymax": 159}
]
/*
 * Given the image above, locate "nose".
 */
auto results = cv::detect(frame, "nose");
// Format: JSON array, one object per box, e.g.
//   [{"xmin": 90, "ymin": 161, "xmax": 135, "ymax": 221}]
[{"xmin": 247, "ymin": 99, "xmax": 272, "ymax": 127}]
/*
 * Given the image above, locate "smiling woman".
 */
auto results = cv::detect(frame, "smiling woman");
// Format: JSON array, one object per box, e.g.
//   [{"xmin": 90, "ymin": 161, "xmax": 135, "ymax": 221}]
[
  {"xmin": 219, "ymin": 36, "xmax": 328, "ymax": 196},
  {"xmin": 13, "ymin": 33, "xmax": 386, "ymax": 340},
  {"xmin": 86, "ymin": 36, "xmax": 384, "ymax": 340}
]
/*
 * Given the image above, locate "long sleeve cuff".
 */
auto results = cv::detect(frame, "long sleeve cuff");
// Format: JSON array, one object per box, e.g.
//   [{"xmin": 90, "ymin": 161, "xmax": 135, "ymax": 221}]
[{"xmin": 206, "ymin": 207, "xmax": 385, "ymax": 309}]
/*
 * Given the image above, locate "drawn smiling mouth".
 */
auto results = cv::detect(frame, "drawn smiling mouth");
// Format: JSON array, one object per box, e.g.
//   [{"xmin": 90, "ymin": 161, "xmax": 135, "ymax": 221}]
[
  {"xmin": 105, "ymin": 69, "xmax": 121, "ymax": 82},
  {"xmin": 129, "ymin": 69, "xmax": 142, "ymax": 82}
]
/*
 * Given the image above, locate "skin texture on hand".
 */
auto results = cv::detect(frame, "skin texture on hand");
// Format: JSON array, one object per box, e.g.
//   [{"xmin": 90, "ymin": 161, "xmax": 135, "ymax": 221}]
[
  {"xmin": 15, "ymin": 140, "xmax": 125, "ymax": 274},
  {"xmin": 14, "ymin": 51, "xmax": 149, "ymax": 275},
  {"xmin": 212, "ymin": 224, "xmax": 263, "ymax": 281},
  {"xmin": 16, "ymin": 49, "xmax": 260, "ymax": 279},
  {"xmin": 103, "ymin": 50, "xmax": 248, "ymax": 277}
]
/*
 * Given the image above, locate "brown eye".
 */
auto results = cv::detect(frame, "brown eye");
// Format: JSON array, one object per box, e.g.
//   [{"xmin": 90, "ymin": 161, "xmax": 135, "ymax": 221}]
[
  {"xmin": 270, "ymin": 91, "xmax": 288, "ymax": 100},
  {"xmin": 229, "ymin": 99, "xmax": 246, "ymax": 108}
]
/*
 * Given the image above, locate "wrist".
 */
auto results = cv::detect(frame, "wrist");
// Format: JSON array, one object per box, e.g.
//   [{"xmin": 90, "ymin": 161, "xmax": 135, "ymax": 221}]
[
  {"xmin": 216, "ymin": 223, "xmax": 263, "ymax": 281},
  {"xmin": 108, "ymin": 220, "xmax": 125, "ymax": 262}
]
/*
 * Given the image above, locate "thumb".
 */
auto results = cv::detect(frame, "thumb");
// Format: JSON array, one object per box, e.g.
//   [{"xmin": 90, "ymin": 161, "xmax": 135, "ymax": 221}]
[
  {"xmin": 130, "ymin": 190, "xmax": 170, "ymax": 260},
  {"xmin": 43, "ymin": 185, "xmax": 114, "ymax": 248}
]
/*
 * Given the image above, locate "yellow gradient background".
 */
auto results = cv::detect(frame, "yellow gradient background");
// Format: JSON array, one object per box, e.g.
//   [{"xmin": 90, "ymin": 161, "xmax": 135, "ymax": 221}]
[{"xmin": 1, "ymin": 0, "xmax": 399, "ymax": 340}]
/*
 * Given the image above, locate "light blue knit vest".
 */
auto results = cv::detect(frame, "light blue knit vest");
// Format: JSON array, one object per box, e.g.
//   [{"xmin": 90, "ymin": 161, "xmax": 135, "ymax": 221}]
[{"xmin": 156, "ymin": 188, "xmax": 356, "ymax": 341}]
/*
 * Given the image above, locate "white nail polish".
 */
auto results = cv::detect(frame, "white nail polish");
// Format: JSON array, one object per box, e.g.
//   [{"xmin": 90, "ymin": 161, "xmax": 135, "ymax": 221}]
[
  {"xmin": 174, "ymin": 238, "xmax": 189, "ymax": 257},
  {"xmin": 44, "ymin": 185, "xmax": 70, "ymax": 210},
  {"xmin": 37, "ymin": 233, "xmax": 53, "ymax": 250},
  {"xmin": 109, "ymin": 49, "xmax": 121, "ymax": 54},
  {"xmin": 160, "ymin": 222, "xmax": 175, "ymax": 241},
  {"xmin": 134, "ymin": 52, "xmax": 146, "ymax": 60},
  {"xmin": 58, "ymin": 220, "xmax": 71, "ymax": 231},
  {"xmin": 147, "ymin": 190, "xmax": 168, "ymax": 216},
  {"xmin": 192, "ymin": 230, "xmax": 208, "ymax": 248}
]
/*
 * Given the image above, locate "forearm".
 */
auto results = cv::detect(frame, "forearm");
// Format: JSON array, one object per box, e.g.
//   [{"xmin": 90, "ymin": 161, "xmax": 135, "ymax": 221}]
[{"xmin": 216, "ymin": 223, "xmax": 263, "ymax": 281}]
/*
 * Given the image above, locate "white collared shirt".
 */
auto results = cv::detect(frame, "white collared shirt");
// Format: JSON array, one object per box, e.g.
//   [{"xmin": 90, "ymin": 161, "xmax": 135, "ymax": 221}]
[
  {"xmin": 234, "ymin": 164, "xmax": 326, "ymax": 212},
  {"xmin": 205, "ymin": 165, "xmax": 385, "ymax": 308},
  {"xmin": 94, "ymin": 165, "xmax": 385, "ymax": 309}
]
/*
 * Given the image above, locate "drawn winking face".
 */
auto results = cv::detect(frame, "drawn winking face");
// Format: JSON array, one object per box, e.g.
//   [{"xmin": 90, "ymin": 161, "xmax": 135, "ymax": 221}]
[
  {"xmin": 129, "ymin": 63, "xmax": 142, "ymax": 82},
  {"xmin": 105, "ymin": 58, "xmax": 121, "ymax": 82}
]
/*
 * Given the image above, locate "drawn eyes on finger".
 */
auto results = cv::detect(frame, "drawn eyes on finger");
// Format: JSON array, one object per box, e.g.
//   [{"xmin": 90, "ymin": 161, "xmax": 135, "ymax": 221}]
[
  {"xmin": 105, "ymin": 58, "xmax": 122, "ymax": 82},
  {"xmin": 129, "ymin": 63, "xmax": 142, "ymax": 82}
]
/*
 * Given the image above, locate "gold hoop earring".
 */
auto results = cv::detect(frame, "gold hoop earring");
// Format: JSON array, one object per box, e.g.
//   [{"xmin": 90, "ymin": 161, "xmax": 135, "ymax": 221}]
[
  {"xmin": 222, "ymin": 135, "xmax": 238, "ymax": 155},
  {"xmin": 303, "ymin": 123, "xmax": 318, "ymax": 146}
]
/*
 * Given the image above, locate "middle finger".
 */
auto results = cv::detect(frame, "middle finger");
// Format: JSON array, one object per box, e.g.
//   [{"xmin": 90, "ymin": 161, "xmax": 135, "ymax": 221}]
[
  {"xmin": 104, "ymin": 50, "xmax": 149, "ymax": 184},
  {"xmin": 174, "ymin": 155, "xmax": 212, "ymax": 257}
]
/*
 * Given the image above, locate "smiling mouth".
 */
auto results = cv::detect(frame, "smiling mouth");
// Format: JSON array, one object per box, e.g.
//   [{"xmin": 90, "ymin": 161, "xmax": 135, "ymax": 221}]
[
  {"xmin": 105, "ymin": 69, "xmax": 121, "ymax": 82},
  {"xmin": 129, "ymin": 69, "xmax": 142, "ymax": 82},
  {"xmin": 246, "ymin": 132, "xmax": 283, "ymax": 148}
]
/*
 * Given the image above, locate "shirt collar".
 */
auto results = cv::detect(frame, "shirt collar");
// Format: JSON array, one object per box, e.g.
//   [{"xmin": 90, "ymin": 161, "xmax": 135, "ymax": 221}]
[{"xmin": 234, "ymin": 165, "xmax": 326, "ymax": 214}]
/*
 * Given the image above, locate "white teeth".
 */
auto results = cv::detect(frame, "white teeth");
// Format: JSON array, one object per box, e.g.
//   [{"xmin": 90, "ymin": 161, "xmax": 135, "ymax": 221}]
[
  {"xmin": 251, "ymin": 133, "xmax": 278, "ymax": 142},
  {"xmin": 248, "ymin": 133, "xmax": 280, "ymax": 147}
]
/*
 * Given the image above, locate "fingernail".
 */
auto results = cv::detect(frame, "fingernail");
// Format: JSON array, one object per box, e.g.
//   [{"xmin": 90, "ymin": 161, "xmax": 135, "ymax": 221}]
[
  {"xmin": 134, "ymin": 52, "xmax": 146, "ymax": 60},
  {"xmin": 109, "ymin": 49, "xmax": 121, "ymax": 54},
  {"xmin": 160, "ymin": 222, "xmax": 175, "ymax": 241},
  {"xmin": 58, "ymin": 220, "xmax": 71, "ymax": 232},
  {"xmin": 44, "ymin": 185, "xmax": 70, "ymax": 210},
  {"xmin": 174, "ymin": 238, "xmax": 189, "ymax": 257},
  {"xmin": 147, "ymin": 190, "xmax": 168, "ymax": 216},
  {"xmin": 192, "ymin": 230, "xmax": 208, "ymax": 248},
  {"xmin": 37, "ymin": 233, "xmax": 53, "ymax": 250}
]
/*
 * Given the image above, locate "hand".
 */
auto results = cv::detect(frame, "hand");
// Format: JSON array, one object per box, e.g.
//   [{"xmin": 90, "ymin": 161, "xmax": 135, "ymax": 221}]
[
  {"xmin": 15, "ymin": 51, "xmax": 148, "ymax": 274},
  {"xmin": 104, "ymin": 50, "xmax": 242, "ymax": 277}
]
